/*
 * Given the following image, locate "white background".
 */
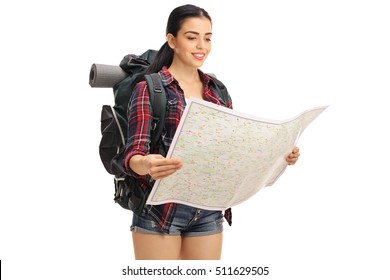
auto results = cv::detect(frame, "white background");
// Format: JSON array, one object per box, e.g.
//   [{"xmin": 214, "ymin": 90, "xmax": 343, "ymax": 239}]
[{"xmin": 1, "ymin": 0, "xmax": 389, "ymax": 279}]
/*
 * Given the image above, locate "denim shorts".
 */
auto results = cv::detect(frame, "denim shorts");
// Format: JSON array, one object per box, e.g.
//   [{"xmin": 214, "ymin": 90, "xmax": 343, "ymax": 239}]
[{"xmin": 131, "ymin": 204, "xmax": 224, "ymax": 237}]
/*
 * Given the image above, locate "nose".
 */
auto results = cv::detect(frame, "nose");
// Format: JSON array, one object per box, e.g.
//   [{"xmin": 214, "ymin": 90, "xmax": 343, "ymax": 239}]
[{"xmin": 196, "ymin": 39, "xmax": 205, "ymax": 49}]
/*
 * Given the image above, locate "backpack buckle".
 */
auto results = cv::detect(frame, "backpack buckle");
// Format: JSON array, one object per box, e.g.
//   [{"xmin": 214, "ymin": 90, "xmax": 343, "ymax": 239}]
[
  {"xmin": 151, "ymin": 117, "xmax": 159, "ymax": 131},
  {"xmin": 114, "ymin": 177, "xmax": 125, "ymax": 198},
  {"xmin": 154, "ymin": 87, "xmax": 162, "ymax": 93}
]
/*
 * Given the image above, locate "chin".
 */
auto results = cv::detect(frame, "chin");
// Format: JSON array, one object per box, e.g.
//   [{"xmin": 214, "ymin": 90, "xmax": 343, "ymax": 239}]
[{"xmin": 193, "ymin": 60, "xmax": 206, "ymax": 68}]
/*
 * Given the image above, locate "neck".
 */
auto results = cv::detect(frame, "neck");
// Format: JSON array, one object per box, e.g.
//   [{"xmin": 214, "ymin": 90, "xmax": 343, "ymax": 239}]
[{"xmin": 168, "ymin": 61, "xmax": 200, "ymax": 83}]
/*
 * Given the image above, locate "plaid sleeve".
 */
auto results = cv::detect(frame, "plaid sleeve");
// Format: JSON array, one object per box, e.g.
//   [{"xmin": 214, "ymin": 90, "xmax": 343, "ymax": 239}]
[
  {"xmin": 204, "ymin": 83, "xmax": 233, "ymax": 109},
  {"xmin": 124, "ymin": 81, "xmax": 152, "ymax": 174},
  {"xmin": 226, "ymin": 92, "xmax": 233, "ymax": 109}
]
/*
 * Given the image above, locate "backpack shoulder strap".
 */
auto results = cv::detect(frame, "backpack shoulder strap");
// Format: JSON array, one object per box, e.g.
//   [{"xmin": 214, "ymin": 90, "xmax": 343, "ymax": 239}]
[
  {"xmin": 144, "ymin": 73, "xmax": 167, "ymax": 152},
  {"xmin": 208, "ymin": 75, "xmax": 230, "ymax": 107}
]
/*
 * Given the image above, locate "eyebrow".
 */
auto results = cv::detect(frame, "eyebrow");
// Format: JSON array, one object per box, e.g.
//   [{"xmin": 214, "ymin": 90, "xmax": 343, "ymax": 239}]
[{"xmin": 184, "ymin": 31, "xmax": 213, "ymax": 36}]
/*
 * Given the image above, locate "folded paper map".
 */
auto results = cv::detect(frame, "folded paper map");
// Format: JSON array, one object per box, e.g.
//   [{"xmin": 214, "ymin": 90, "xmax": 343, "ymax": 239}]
[{"xmin": 147, "ymin": 98, "xmax": 327, "ymax": 210}]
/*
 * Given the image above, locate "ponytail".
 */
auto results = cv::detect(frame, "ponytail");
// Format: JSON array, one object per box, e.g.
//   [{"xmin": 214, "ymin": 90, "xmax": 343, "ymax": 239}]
[
  {"xmin": 132, "ymin": 42, "xmax": 173, "ymax": 87},
  {"xmin": 145, "ymin": 42, "xmax": 174, "ymax": 75}
]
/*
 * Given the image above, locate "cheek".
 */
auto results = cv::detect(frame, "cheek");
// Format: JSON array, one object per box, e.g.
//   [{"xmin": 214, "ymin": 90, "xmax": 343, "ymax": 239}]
[
  {"xmin": 173, "ymin": 47, "xmax": 184, "ymax": 56},
  {"xmin": 173, "ymin": 42, "xmax": 189, "ymax": 54}
]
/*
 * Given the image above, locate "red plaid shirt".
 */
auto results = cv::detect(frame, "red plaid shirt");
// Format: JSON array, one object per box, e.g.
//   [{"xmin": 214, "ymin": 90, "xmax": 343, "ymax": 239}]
[{"xmin": 124, "ymin": 66, "xmax": 233, "ymax": 232}]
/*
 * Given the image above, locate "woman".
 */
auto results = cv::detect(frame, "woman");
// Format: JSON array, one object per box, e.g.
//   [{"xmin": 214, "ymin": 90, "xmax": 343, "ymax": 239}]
[{"xmin": 124, "ymin": 4, "xmax": 300, "ymax": 260}]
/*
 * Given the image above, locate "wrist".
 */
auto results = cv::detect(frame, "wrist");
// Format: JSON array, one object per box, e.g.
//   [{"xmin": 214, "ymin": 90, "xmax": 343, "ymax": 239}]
[{"xmin": 130, "ymin": 154, "xmax": 150, "ymax": 176}]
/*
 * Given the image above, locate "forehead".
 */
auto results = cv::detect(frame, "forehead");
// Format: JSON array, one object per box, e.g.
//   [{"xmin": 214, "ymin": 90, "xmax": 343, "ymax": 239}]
[{"xmin": 179, "ymin": 17, "xmax": 212, "ymax": 34}]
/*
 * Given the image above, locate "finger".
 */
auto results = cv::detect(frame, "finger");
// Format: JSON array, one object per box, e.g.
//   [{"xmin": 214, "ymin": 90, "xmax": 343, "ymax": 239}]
[
  {"xmin": 150, "ymin": 157, "xmax": 182, "ymax": 167},
  {"xmin": 146, "ymin": 158, "xmax": 179, "ymax": 173},
  {"xmin": 149, "ymin": 161, "xmax": 182, "ymax": 175},
  {"xmin": 292, "ymin": 153, "xmax": 300, "ymax": 158},
  {"xmin": 288, "ymin": 151, "xmax": 300, "ymax": 158},
  {"xmin": 150, "ymin": 163, "xmax": 181, "ymax": 173},
  {"xmin": 150, "ymin": 166, "xmax": 181, "ymax": 180},
  {"xmin": 286, "ymin": 153, "xmax": 299, "ymax": 165},
  {"xmin": 289, "ymin": 156, "xmax": 299, "ymax": 164},
  {"xmin": 288, "ymin": 158, "xmax": 298, "ymax": 163}
]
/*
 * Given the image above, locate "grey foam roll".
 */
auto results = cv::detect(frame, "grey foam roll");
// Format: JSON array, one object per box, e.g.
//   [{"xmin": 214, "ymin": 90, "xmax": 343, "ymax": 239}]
[{"xmin": 89, "ymin": 63, "xmax": 129, "ymax": 88}]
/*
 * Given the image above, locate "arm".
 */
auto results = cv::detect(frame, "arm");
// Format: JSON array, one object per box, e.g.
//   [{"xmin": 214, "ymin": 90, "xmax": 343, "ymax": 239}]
[{"xmin": 125, "ymin": 82, "xmax": 182, "ymax": 179}]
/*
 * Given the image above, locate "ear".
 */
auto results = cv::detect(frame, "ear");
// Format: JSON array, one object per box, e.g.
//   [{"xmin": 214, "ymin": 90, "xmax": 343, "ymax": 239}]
[{"xmin": 166, "ymin": 33, "xmax": 176, "ymax": 49}]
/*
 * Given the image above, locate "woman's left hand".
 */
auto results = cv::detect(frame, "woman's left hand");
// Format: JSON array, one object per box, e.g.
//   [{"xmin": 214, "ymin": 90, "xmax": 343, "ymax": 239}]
[{"xmin": 286, "ymin": 146, "xmax": 300, "ymax": 165}]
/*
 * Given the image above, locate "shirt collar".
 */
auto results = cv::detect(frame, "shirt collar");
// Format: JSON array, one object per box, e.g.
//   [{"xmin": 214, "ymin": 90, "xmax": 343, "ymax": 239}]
[{"xmin": 159, "ymin": 66, "xmax": 212, "ymax": 87}]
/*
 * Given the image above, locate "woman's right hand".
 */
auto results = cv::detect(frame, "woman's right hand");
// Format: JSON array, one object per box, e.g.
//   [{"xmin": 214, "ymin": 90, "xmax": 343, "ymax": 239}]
[{"xmin": 130, "ymin": 154, "xmax": 183, "ymax": 180}]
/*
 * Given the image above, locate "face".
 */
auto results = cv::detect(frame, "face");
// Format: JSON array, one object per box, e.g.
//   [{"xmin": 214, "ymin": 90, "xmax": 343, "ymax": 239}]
[{"xmin": 167, "ymin": 17, "xmax": 212, "ymax": 69}]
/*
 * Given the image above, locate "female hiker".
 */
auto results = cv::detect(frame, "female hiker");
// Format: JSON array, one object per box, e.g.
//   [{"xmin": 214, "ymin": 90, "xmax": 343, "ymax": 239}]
[{"xmin": 124, "ymin": 4, "xmax": 300, "ymax": 260}]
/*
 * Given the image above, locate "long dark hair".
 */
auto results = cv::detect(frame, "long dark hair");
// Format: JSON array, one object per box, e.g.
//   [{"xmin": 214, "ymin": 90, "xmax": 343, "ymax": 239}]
[{"xmin": 140, "ymin": 4, "xmax": 212, "ymax": 81}]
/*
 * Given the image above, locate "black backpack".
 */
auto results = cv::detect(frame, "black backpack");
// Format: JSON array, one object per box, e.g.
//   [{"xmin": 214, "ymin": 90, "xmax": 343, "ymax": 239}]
[{"xmin": 90, "ymin": 49, "xmax": 230, "ymax": 214}]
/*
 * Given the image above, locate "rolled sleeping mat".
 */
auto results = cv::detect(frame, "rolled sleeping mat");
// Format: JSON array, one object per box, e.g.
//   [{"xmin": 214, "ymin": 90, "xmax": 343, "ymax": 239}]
[{"xmin": 89, "ymin": 63, "xmax": 129, "ymax": 88}]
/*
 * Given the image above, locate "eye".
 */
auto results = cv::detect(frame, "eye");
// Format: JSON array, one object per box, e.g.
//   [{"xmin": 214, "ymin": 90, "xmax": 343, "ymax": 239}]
[
  {"xmin": 205, "ymin": 38, "xmax": 212, "ymax": 42},
  {"xmin": 187, "ymin": 37, "xmax": 196, "ymax": 40}
]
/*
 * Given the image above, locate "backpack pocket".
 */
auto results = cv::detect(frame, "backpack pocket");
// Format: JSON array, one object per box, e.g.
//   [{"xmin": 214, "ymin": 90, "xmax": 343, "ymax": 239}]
[
  {"xmin": 114, "ymin": 176, "xmax": 150, "ymax": 215},
  {"xmin": 99, "ymin": 105, "xmax": 125, "ymax": 175}
]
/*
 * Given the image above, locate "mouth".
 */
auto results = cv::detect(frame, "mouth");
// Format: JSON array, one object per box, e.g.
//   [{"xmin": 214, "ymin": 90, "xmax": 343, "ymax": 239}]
[{"xmin": 192, "ymin": 52, "xmax": 205, "ymax": 60}]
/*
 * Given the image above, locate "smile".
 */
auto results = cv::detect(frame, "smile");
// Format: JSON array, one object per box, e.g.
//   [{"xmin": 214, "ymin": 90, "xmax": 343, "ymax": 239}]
[{"xmin": 193, "ymin": 53, "xmax": 205, "ymax": 60}]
